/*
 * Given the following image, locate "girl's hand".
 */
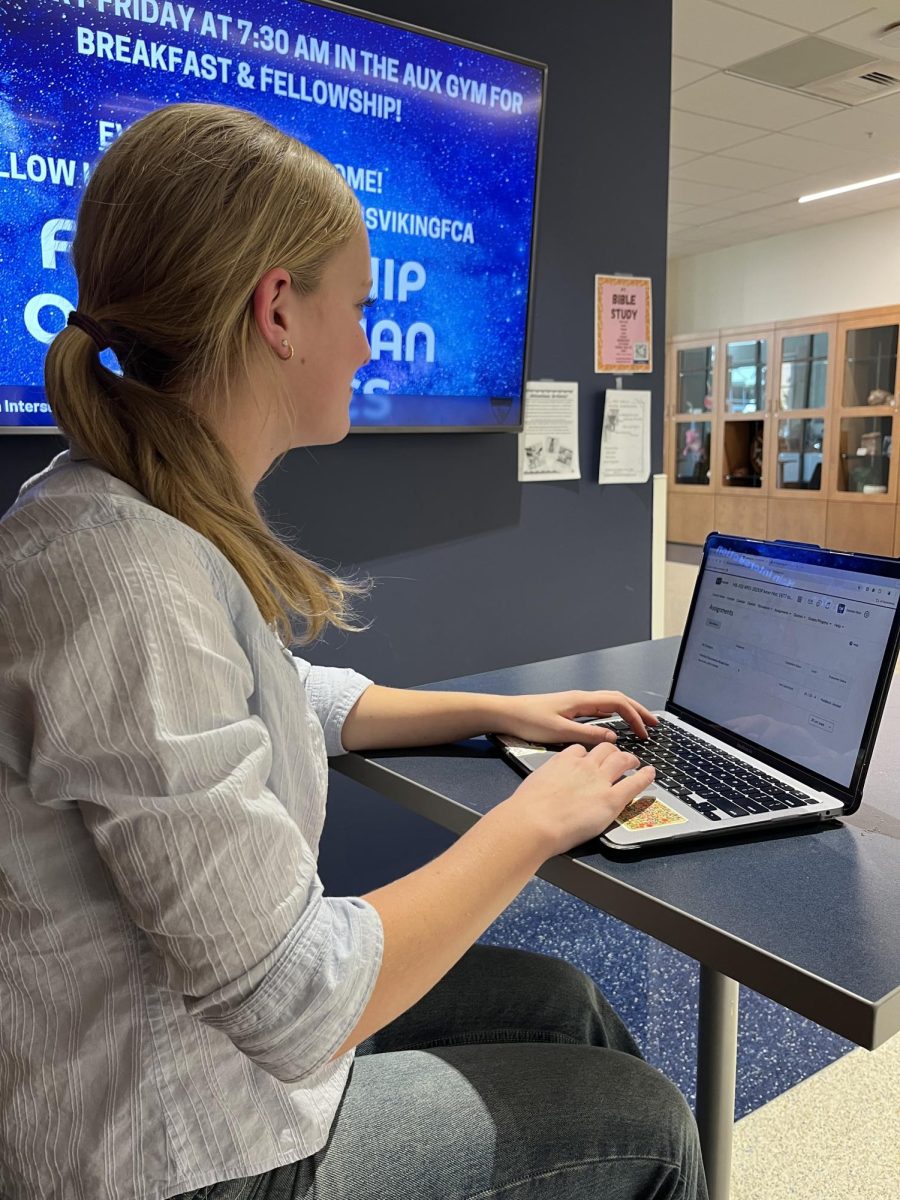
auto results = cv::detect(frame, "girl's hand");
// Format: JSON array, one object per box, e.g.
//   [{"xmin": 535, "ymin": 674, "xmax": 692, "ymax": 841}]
[
  {"xmin": 493, "ymin": 689, "xmax": 659, "ymax": 746},
  {"xmin": 506, "ymin": 741, "xmax": 656, "ymax": 856}
]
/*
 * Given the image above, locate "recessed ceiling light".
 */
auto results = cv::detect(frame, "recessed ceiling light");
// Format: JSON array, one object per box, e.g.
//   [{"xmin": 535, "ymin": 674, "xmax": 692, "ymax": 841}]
[{"xmin": 799, "ymin": 171, "xmax": 900, "ymax": 203}]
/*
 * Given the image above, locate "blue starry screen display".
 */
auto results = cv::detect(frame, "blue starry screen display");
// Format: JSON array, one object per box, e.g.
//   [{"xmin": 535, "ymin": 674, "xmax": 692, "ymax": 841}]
[{"xmin": 0, "ymin": 0, "xmax": 544, "ymax": 431}]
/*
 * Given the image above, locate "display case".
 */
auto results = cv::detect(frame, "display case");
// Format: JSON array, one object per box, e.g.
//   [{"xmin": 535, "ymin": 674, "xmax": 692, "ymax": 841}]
[
  {"xmin": 666, "ymin": 306, "xmax": 900, "ymax": 554},
  {"xmin": 826, "ymin": 310, "xmax": 899, "ymax": 555}
]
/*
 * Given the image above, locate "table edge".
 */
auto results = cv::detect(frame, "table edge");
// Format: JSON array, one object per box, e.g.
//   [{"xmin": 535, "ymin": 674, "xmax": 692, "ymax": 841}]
[{"xmin": 331, "ymin": 753, "xmax": 900, "ymax": 1051}]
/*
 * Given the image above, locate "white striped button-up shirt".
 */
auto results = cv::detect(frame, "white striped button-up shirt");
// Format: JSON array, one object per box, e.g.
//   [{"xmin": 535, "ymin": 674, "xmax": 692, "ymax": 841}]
[{"xmin": 0, "ymin": 450, "xmax": 383, "ymax": 1199}]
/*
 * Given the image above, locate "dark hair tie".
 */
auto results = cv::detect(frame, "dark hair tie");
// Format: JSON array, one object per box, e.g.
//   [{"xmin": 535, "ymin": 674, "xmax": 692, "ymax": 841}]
[{"xmin": 67, "ymin": 310, "xmax": 110, "ymax": 352}]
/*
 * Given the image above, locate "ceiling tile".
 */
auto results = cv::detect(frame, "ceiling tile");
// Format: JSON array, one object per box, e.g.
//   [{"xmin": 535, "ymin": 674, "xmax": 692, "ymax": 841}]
[
  {"xmin": 762, "ymin": 160, "xmax": 900, "ymax": 203},
  {"xmin": 672, "ymin": 56, "xmax": 719, "ymax": 90},
  {"xmin": 669, "ymin": 178, "xmax": 746, "ymax": 205},
  {"xmin": 672, "ymin": 153, "xmax": 801, "ymax": 189},
  {"xmin": 669, "ymin": 238, "xmax": 731, "ymax": 259},
  {"xmin": 674, "ymin": 0, "xmax": 801, "ymax": 67},
  {"xmin": 819, "ymin": 4, "xmax": 900, "ymax": 65},
  {"xmin": 743, "ymin": 200, "xmax": 810, "ymax": 224},
  {"xmin": 720, "ymin": 131, "xmax": 889, "ymax": 172},
  {"xmin": 674, "ymin": 73, "xmax": 841, "ymax": 130},
  {"xmin": 758, "ymin": 169, "xmax": 851, "ymax": 201},
  {"xmin": 709, "ymin": 190, "xmax": 789, "ymax": 213},
  {"xmin": 674, "ymin": 203, "xmax": 751, "ymax": 226},
  {"xmin": 695, "ymin": 211, "xmax": 781, "ymax": 235},
  {"xmin": 835, "ymin": 180, "xmax": 900, "ymax": 211},
  {"xmin": 800, "ymin": 197, "xmax": 889, "ymax": 223},
  {"xmin": 669, "ymin": 146, "xmax": 705, "ymax": 167},
  {"xmin": 709, "ymin": 2, "xmax": 875, "ymax": 34},
  {"xmin": 670, "ymin": 109, "xmax": 769, "ymax": 152},
  {"xmin": 786, "ymin": 105, "xmax": 900, "ymax": 155}
]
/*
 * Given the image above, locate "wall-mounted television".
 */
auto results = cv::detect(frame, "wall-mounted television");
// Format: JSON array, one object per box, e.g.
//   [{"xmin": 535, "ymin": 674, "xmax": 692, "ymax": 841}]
[{"xmin": 0, "ymin": 1, "xmax": 546, "ymax": 433}]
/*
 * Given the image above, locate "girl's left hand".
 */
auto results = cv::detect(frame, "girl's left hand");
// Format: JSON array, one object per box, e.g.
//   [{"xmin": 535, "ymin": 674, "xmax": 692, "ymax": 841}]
[{"xmin": 493, "ymin": 690, "xmax": 659, "ymax": 746}]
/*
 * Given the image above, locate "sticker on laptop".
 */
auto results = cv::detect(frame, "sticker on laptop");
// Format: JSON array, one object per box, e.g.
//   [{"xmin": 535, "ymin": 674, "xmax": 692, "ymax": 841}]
[
  {"xmin": 615, "ymin": 795, "xmax": 688, "ymax": 831},
  {"xmin": 501, "ymin": 736, "xmax": 555, "ymax": 753}
]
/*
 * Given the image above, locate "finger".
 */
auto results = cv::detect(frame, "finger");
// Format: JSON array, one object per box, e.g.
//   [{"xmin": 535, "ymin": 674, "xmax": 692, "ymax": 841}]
[
  {"xmin": 609, "ymin": 764, "xmax": 657, "ymax": 807},
  {"xmin": 559, "ymin": 720, "xmax": 617, "ymax": 746},
  {"xmin": 558, "ymin": 742, "xmax": 589, "ymax": 759},
  {"xmin": 585, "ymin": 740, "xmax": 622, "ymax": 764},
  {"xmin": 594, "ymin": 747, "xmax": 642, "ymax": 779},
  {"xmin": 567, "ymin": 691, "xmax": 658, "ymax": 730},
  {"xmin": 610, "ymin": 697, "xmax": 649, "ymax": 739},
  {"xmin": 631, "ymin": 700, "xmax": 659, "ymax": 727}
]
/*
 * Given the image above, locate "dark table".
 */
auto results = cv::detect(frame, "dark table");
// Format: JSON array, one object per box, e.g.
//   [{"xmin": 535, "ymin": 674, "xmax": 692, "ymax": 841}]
[{"xmin": 332, "ymin": 637, "xmax": 900, "ymax": 1200}]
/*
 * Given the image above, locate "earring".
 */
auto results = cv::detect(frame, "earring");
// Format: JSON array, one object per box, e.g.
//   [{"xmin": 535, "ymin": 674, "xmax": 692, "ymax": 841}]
[{"xmin": 280, "ymin": 338, "xmax": 294, "ymax": 361}]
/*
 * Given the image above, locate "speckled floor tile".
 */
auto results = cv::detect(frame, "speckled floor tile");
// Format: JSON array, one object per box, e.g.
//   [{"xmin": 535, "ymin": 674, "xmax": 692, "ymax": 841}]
[{"xmin": 731, "ymin": 1030, "xmax": 900, "ymax": 1199}]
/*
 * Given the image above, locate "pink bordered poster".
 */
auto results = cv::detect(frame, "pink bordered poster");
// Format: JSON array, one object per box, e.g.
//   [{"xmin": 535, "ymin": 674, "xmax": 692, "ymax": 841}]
[{"xmin": 594, "ymin": 275, "xmax": 652, "ymax": 374}]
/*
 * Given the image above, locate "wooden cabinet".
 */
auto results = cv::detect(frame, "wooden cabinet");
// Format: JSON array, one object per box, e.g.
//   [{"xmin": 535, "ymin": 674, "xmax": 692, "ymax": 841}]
[
  {"xmin": 826, "ymin": 501, "xmax": 896, "ymax": 556},
  {"xmin": 827, "ymin": 309, "xmax": 898, "ymax": 556},
  {"xmin": 667, "ymin": 492, "xmax": 716, "ymax": 545},
  {"xmin": 666, "ymin": 305, "xmax": 900, "ymax": 556}
]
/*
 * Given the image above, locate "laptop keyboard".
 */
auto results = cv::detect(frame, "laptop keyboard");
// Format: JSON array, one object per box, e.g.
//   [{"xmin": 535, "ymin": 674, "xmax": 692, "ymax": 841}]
[{"xmin": 602, "ymin": 719, "xmax": 815, "ymax": 822}]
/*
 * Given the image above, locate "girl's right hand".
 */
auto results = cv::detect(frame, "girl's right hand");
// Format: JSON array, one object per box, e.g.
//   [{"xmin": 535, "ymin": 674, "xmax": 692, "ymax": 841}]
[{"xmin": 506, "ymin": 742, "xmax": 656, "ymax": 857}]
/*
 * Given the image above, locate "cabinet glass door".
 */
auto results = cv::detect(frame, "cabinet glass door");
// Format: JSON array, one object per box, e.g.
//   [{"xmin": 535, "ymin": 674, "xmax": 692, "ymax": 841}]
[
  {"xmin": 676, "ymin": 345, "xmax": 715, "ymax": 415},
  {"xmin": 780, "ymin": 333, "xmax": 828, "ymax": 410},
  {"xmin": 675, "ymin": 422, "xmax": 711, "ymax": 485},
  {"xmin": 837, "ymin": 416, "xmax": 893, "ymax": 494},
  {"xmin": 775, "ymin": 417, "xmax": 824, "ymax": 490},
  {"xmin": 842, "ymin": 325, "xmax": 898, "ymax": 407},
  {"xmin": 725, "ymin": 338, "xmax": 767, "ymax": 413}
]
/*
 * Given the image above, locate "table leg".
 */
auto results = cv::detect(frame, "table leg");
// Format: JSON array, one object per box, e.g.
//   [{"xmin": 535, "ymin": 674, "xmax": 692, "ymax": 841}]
[{"xmin": 696, "ymin": 966, "xmax": 739, "ymax": 1200}]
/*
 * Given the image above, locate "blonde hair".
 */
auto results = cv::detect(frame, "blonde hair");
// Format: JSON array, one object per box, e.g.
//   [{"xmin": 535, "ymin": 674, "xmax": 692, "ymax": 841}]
[{"xmin": 44, "ymin": 102, "xmax": 368, "ymax": 645}]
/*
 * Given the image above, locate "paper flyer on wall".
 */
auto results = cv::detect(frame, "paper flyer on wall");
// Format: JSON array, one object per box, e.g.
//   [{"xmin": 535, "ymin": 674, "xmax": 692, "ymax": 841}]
[
  {"xmin": 594, "ymin": 275, "xmax": 652, "ymax": 374},
  {"xmin": 598, "ymin": 389, "xmax": 651, "ymax": 485},
  {"xmin": 518, "ymin": 381, "xmax": 581, "ymax": 482}
]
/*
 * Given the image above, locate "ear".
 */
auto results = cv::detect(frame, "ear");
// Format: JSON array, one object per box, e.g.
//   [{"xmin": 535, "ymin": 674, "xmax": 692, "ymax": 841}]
[{"xmin": 251, "ymin": 267, "xmax": 293, "ymax": 356}]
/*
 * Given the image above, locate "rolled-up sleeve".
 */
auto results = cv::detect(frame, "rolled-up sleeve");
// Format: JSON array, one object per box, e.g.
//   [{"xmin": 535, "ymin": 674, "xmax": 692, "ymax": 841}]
[
  {"xmin": 292, "ymin": 659, "xmax": 373, "ymax": 756},
  {"xmin": 12, "ymin": 517, "xmax": 383, "ymax": 1083}
]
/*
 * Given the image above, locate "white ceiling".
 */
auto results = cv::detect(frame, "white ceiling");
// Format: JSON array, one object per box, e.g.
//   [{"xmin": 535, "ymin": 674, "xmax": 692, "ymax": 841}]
[{"xmin": 669, "ymin": 1, "xmax": 900, "ymax": 258}]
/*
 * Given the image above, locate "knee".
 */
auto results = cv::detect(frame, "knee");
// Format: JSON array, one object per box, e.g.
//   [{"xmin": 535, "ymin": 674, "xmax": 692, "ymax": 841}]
[
  {"xmin": 470, "ymin": 945, "xmax": 605, "ymax": 1010},
  {"xmin": 614, "ymin": 1055, "xmax": 703, "ymax": 1177}
]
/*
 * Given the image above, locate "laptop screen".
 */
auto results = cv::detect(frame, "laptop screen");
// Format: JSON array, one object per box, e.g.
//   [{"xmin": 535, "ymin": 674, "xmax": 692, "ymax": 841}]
[{"xmin": 671, "ymin": 538, "xmax": 900, "ymax": 789}]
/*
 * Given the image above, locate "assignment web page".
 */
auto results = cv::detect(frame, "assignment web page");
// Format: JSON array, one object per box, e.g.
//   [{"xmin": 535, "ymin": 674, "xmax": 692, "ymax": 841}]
[{"xmin": 673, "ymin": 549, "xmax": 900, "ymax": 788}]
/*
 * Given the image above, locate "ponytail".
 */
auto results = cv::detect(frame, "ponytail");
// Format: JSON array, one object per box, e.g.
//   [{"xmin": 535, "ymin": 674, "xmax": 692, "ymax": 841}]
[{"xmin": 43, "ymin": 103, "xmax": 369, "ymax": 645}]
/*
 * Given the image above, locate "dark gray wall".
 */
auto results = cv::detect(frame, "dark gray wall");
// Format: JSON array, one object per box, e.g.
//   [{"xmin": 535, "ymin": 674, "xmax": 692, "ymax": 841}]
[{"xmin": 1, "ymin": 2, "xmax": 672, "ymax": 894}]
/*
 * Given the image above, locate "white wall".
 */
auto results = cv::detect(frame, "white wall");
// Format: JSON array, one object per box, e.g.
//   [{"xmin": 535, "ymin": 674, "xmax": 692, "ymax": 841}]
[{"xmin": 667, "ymin": 207, "xmax": 900, "ymax": 336}]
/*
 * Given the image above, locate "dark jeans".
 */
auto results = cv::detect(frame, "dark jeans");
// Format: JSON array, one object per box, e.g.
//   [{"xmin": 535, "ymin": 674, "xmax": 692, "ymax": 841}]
[{"xmin": 179, "ymin": 945, "xmax": 708, "ymax": 1200}]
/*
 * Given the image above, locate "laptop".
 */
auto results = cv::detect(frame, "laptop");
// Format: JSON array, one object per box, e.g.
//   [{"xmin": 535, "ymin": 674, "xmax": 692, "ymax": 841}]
[{"xmin": 492, "ymin": 534, "xmax": 900, "ymax": 850}]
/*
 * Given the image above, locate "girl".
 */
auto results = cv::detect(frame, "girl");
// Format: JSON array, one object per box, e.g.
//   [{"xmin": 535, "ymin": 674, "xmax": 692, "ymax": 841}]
[{"xmin": 0, "ymin": 103, "xmax": 706, "ymax": 1200}]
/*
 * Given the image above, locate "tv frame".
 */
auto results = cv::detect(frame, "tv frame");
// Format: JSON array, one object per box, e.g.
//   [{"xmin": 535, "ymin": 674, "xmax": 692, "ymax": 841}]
[{"xmin": 1, "ymin": 0, "xmax": 547, "ymax": 436}]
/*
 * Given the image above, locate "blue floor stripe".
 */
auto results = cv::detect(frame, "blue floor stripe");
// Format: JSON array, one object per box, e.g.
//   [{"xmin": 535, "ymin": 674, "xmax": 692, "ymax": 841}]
[{"xmin": 479, "ymin": 877, "xmax": 852, "ymax": 1117}]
